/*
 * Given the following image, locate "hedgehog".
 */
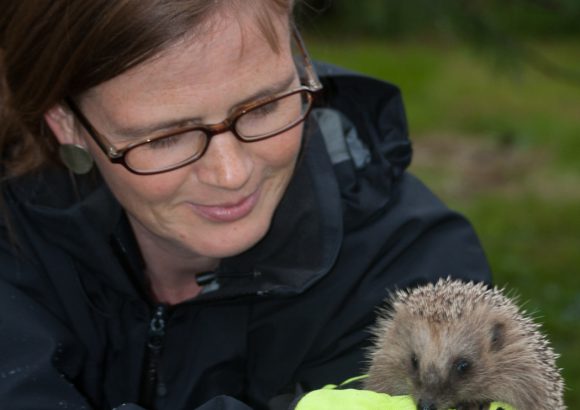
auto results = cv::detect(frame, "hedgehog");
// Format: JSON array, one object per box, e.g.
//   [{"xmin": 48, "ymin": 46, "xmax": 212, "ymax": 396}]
[{"xmin": 363, "ymin": 278, "xmax": 565, "ymax": 410}]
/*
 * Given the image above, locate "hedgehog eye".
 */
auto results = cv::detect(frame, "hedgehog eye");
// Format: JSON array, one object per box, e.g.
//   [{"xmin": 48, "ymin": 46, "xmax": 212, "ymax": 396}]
[
  {"xmin": 454, "ymin": 358, "xmax": 471, "ymax": 375},
  {"xmin": 411, "ymin": 354, "xmax": 419, "ymax": 371}
]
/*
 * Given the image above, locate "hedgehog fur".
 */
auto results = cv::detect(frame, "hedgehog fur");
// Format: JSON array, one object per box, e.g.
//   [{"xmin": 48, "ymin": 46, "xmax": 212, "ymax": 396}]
[{"xmin": 363, "ymin": 278, "xmax": 565, "ymax": 410}]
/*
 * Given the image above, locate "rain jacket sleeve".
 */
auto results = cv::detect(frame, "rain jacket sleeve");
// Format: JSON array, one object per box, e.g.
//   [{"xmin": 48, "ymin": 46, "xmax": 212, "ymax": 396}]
[{"xmin": 0, "ymin": 245, "xmax": 95, "ymax": 408}]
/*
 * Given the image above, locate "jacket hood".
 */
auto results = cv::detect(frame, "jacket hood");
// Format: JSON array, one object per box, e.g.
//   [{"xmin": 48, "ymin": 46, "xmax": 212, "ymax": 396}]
[{"xmin": 314, "ymin": 63, "xmax": 413, "ymax": 231}]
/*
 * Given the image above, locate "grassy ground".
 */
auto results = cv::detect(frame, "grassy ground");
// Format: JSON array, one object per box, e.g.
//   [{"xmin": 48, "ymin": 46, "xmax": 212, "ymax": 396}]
[{"xmin": 308, "ymin": 36, "xmax": 580, "ymax": 406}]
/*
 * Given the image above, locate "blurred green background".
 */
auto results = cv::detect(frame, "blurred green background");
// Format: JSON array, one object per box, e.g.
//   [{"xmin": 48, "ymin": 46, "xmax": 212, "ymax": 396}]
[{"xmin": 299, "ymin": 0, "xmax": 580, "ymax": 406}]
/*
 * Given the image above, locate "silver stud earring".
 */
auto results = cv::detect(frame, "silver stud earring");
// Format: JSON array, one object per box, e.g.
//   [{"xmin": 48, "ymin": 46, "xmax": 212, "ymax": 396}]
[{"xmin": 58, "ymin": 144, "xmax": 94, "ymax": 175}]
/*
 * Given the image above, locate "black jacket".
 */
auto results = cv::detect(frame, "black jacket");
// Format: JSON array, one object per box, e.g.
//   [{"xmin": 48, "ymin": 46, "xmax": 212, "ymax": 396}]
[{"xmin": 0, "ymin": 66, "xmax": 491, "ymax": 410}]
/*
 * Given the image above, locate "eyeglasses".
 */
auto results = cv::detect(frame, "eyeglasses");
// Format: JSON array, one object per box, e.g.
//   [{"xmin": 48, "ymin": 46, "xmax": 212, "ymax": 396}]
[{"xmin": 65, "ymin": 26, "xmax": 323, "ymax": 175}]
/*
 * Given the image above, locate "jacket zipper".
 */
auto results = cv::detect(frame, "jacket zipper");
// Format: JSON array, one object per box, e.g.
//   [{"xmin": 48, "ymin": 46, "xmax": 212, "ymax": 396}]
[{"xmin": 140, "ymin": 304, "xmax": 168, "ymax": 408}]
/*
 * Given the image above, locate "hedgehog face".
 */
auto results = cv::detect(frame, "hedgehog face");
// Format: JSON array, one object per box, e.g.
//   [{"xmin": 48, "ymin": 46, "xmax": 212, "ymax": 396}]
[
  {"xmin": 407, "ymin": 316, "xmax": 505, "ymax": 409},
  {"xmin": 367, "ymin": 303, "xmax": 507, "ymax": 409}
]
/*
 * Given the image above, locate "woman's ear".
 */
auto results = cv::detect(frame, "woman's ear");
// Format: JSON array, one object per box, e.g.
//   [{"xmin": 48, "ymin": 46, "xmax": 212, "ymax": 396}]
[{"xmin": 44, "ymin": 104, "xmax": 83, "ymax": 146}]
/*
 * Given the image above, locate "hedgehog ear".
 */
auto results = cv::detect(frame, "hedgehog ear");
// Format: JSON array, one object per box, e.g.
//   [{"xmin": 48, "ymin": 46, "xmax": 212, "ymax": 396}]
[{"xmin": 490, "ymin": 322, "xmax": 505, "ymax": 352}]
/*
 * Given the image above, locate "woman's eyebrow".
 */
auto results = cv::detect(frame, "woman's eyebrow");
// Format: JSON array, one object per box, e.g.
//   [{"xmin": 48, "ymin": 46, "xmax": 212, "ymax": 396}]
[
  {"xmin": 235, "ymin": 72, "xmax": 296, "ymax": 107},
  {"xmin": 114, "ymin": 72, "xmax": 297, "ymax": 139}
]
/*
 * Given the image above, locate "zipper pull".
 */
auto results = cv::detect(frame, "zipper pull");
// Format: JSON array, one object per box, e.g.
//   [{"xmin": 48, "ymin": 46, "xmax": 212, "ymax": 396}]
[
  {"xmin": 140, "ymin": 305, "xmax": 168, "ymax": 407},
  {"xmin": 148, "ymin": 305, "xmax": 166, "ymax": 352}
]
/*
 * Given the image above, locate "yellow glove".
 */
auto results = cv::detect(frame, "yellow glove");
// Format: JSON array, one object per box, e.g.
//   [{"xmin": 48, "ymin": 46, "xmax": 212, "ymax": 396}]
[{"xmin": 294, "ymin": 388, "xmax": 515, "ymax": 410}]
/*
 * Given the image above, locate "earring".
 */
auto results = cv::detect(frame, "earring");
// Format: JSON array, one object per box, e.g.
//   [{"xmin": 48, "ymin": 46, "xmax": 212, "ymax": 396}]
[{"xmin": 58, "ymin": 144, "xmax": 94, "ymax": 175}]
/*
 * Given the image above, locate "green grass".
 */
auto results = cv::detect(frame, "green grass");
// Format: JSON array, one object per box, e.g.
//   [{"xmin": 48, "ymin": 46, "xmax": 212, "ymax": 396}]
[
  {"xmin": 308, "ymin": 35, "xmax": 580, "ymax": 407},
  {"xmin": 309, "ymin": 37, "xmax": 580, "ymax": 168}
]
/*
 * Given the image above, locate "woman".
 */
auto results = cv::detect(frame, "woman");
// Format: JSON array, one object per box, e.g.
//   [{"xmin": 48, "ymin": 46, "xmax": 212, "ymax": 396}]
[{"xmin": 0, "ymin": 1, "xmax": 491, "ymax": 409}]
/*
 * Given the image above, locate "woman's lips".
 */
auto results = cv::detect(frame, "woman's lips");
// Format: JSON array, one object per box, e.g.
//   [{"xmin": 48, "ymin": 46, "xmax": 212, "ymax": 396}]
[{"xmin": 189, "ymin": 189, "xmax": 261, "ymax": 223}]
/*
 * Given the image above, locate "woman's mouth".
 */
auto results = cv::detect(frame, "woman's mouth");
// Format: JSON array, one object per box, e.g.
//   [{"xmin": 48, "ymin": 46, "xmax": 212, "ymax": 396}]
[{"xmin": 188, "ymin": 188, "xmax": 261, "ymax": 223}]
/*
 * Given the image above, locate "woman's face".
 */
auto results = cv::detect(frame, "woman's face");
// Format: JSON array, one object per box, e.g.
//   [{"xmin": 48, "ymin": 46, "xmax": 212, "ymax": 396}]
[{"xmin": 73, "ymin": 15, "xmax": 303, "ymax": 260}]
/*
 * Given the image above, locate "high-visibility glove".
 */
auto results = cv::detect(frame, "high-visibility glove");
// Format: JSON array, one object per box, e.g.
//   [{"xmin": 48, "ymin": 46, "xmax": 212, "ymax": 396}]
[{"xmin": 294, "ymin": 387, "xmax": 515, "ymax": 410}]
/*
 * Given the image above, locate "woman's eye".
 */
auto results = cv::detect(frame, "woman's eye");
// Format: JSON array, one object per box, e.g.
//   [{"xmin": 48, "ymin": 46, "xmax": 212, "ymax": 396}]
[
  {"xmin": 147, "ymin": 134, "xmax": 184, "ymax": 150},
  {"xmin": 248, "ymin": 100, "xmax": 279, "ymax": 118}
]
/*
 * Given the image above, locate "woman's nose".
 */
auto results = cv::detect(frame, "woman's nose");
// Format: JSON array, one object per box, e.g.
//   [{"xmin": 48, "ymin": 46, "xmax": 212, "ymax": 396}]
[{"xmin": 195, "ymin": 131, "xmax": 253, "ymax": 190}]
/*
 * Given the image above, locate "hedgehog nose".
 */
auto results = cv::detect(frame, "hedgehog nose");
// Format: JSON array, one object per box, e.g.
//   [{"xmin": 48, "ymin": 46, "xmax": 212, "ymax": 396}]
[{"xmin": 417, "ymin": 400, "xmax": 437, "ymax": 410}]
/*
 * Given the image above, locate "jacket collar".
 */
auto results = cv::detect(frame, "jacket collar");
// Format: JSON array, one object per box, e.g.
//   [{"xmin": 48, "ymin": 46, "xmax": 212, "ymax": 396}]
[{"xmin": 217, "ymin": 122, "xmax": 343, "ymax": 297}]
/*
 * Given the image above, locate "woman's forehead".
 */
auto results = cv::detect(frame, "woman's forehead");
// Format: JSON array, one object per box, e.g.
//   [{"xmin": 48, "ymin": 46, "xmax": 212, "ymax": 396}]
[
  {"xmin": 79, "ymin": 14, "xmax": 294, "ymax": 134},
  {"xmin": 84, "ymin": 11, "xmax": 291, "ymax": 98}
]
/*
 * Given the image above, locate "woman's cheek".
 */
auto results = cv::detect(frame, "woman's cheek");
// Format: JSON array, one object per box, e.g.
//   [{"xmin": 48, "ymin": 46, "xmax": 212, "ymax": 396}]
[{"xmin": 255, "ymin": 125, "xmax": 304, "ymax": 168}]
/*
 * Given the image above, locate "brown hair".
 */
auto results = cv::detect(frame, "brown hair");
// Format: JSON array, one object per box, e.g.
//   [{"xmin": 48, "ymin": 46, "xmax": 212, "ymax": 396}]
[{"xmin": 0, "ymin": 0, "xmax": 297, "ymax": 178}]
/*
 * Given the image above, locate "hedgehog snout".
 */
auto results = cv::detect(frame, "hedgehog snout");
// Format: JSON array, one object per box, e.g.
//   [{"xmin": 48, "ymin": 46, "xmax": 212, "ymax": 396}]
[
  {"xmin": 420, "ymin": 364, "xmax": 443, "ymax": 393},
  {"xmin": 414, "ymin": 367, "xmax": 441, "ymax": 410},
  {"xmin": 416, "ymin": 399, "xmax": 438, "ymax": 410}
]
